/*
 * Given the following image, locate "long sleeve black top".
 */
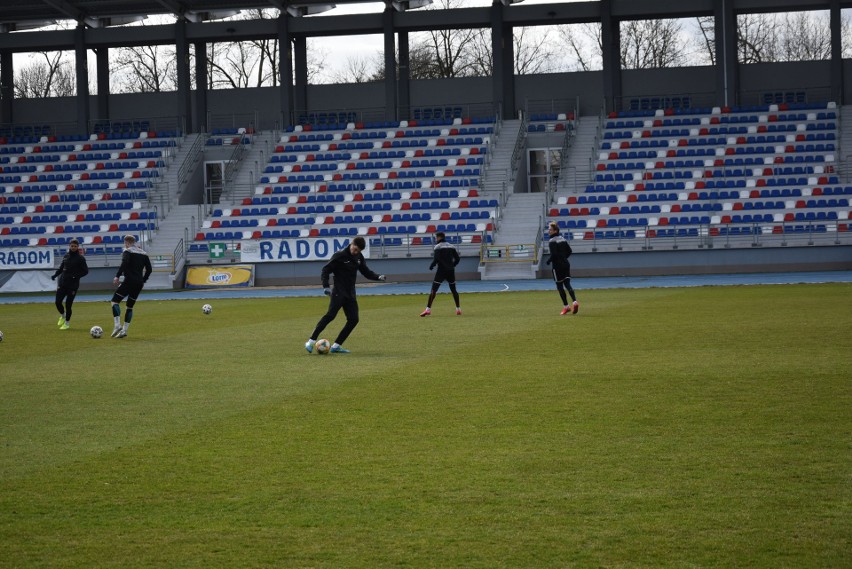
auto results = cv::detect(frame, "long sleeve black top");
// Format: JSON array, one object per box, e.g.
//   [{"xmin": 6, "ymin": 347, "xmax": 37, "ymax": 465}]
[{"xmin": 321, "ymin": 246, "xmax": 382, "ymax": 299}]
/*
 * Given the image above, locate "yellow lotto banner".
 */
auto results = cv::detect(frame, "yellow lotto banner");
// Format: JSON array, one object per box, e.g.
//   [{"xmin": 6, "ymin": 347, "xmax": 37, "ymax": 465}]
[{"xmin": 185, "ymin": 265, "xmax": 255, "ymax": 288}]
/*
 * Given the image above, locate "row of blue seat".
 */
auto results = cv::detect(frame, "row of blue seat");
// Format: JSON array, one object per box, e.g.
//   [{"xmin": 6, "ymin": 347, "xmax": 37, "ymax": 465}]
[
  {"xmin": 607, "ymin": 112, "xmax": 836, "ymax": 130},
  {"xmin": 601, "ymin": 132, "xmax": 835, "ymax": 150}
]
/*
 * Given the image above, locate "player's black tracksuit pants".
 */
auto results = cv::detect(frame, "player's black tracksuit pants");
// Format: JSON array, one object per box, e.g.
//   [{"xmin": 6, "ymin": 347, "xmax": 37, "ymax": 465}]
[{"xmin": 311, "ymin": 293, "xmax": 359, "ymax": 346}]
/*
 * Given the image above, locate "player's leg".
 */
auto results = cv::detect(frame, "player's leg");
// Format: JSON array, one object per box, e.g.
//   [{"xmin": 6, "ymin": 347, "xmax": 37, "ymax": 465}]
[
  {"xmin": 307, "ymin": 295, "xmax": 343, "ymax": 352},
  {"xmin": 421, "ymin": 273, "xmax": 444, "ymax": 316},
  {"xmin": 55, "ymin": 288, "xmax": 66, "ymax": 326},
  {"xmin": 448, "ymin": 279, "xmax": 461, "ymax": 315},
  {"xmin": 110, "ymin": 289, "xmax": 125, "ymax": 337},
  {"xmin": 60, "ymin": 290, "xmax": 76, "ymax": 329},
  {"xmin": 566, "ymin": 275, "xmax": 579, "ymax": 313},
  {"xmin": 119, "ymin": 298, "xmax": 135, "ymax": 337},
  {"xmin": 332, "ymin": 299, "xmax": 359, "ymax": 352},
  {"xmin": 554, "ymin": 269, "xmax": 570, "ymax": 314},
  {"xmin": 117, "ymin": 283, "xmax": 146, "ymax": 337}
]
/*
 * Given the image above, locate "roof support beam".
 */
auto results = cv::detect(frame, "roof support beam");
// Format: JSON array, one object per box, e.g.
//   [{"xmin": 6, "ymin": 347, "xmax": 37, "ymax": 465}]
[{"xmin": 41, "ymin": 0, "xmax": 87, "ymax": 23}]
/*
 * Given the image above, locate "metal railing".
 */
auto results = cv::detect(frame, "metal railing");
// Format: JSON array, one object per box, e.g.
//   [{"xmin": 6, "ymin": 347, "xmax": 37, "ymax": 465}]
[
  {"xmin": 183, "ymin": 230, "xmax": 493, "ymax": 264},
  {"xmin": 172, "ymin": 237, "xmax": 184, "ymax": 275},
  {"xmin": 177, "ymin": 133, "xmax": 204, "ymax": 191},
  {"xmin": 510, "ymin": 114, "xmax": 529, "ymax": 182},
  {"xmin": 479, "ymin": 243, "xmax": 538, "ymax": 264},
  {"xmin": 562, "ymin": 221, "xmax": 851, "ymax": 253}
]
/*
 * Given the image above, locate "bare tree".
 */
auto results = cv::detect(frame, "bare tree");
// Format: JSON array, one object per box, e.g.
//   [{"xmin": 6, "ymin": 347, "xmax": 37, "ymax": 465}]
[
  {"xmin": 329, "ymin": 54, "xmax": 377, "ymax": 84},
  {"xmin": 208, "ymin": 41, "xmax": 262, "ymax": 89},
  {"xmin": 398, "ymin": 0, "xmax": 483, "ymax": 79},
  {"xmin": 204, "ymin": 9, "xmax": 328, "ymax": 87},
  {"xmin": 112, "ymin": 44, "xmax": 178, "ymax": 93},
  {"xmin": 206, "ymin": 9, "xmax": 280, "ymax": 88},
  {"xmin": 244, "ymin": 9, "xmax": 279, "ymax": 87},
  {"xmin": 512, "ymin": 27, "xmax": 559, "ymax": 75},
  {"xmin": 694, "ymin": 16, "xmax": 716, "ymax": 65},
  {"xmin": 737, "ymin": 13, "xmax": 780, "ymax": 63},
  {"xmin": 364, "ymin": 43, "xmax": 442, "ymax": 82},
  {"xmin": 304, "ymin": 40, "xmax": 327, "ymax": 85},
  {"xmin": 779, "ymin": 11, "xmax": 832, "ymax": 61},
  {"xmin": 620, "ymin": 19, "xmax": 688, "ymax": 69},
  {"xmin": 15, "ymin": 52, "xmax": 76, "ymax": 98},
  {"xmin": 844, "ymin": 13, "xmax": 852, "ymax": 59},
  {"xmin": 732, "ymin": 11, "xmax": 837, "ymax": 64},
  {"xmin": 556, "ymin": 23, "xmax": 603, "ymax": 72},
  {"xmin": 466, "ymin": 26, "xmax": 559, "ymax": 76},
  {"xmin": 415, "ymin": 26, "xmax": 482, "ymax": 78},
  {"xmin": 557, "ymin": 19, "xmax": 688, "ymax": 70}
]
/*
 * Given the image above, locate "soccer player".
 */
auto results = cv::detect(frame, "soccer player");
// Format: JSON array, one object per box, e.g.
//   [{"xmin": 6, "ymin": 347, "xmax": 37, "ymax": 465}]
[
  {"xmin": 51, "ymin": 239, "xmax": 89, "ymax": 330},
  {"xmin": 546, "ymin": 221, "xmax": 579, "ymax": 315},
  {"xmin": 110, "ymin": 235, "xmax": 152, "ymax": 338},
  {"xmin": 420, "ymin": 231, "xmax": 461, "ymax": 317},
  {"xmin": 305, "ymin": 236, "xmax": 386, "ymax": 354}
]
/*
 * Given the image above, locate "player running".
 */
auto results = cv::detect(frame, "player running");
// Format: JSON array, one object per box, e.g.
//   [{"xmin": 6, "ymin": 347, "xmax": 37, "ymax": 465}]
[
  {"xmin": 420, "ymin": 231, "xmax": 461, "ymax": 317},
  {"xmin": 545, "ymin": 221, "xmax": 579, "ymax": 315}
]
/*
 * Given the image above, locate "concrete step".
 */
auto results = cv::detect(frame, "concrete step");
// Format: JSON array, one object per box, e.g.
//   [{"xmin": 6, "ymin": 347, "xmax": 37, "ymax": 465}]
[
  {"xmin": 478, "ymin": 262, "xmax": 537, "ymax": 280},
  {"xmin": 144, "ymin": 271, "xmax": 175, "ymax": 290}
]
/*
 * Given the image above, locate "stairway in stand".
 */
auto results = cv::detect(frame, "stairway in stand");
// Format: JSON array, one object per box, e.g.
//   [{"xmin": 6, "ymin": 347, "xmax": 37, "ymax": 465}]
[
  {"xmin": 144, "ymin": 204, "xmax": 202, "ymax": 289},
  {"xmin": 479, "ymin": 192, "xmax": 547, "ymax": 280}
]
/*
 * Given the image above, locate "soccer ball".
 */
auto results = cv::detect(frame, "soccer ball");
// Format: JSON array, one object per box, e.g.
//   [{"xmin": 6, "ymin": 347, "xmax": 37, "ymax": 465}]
[
  {"xmin": 90, "ymin": 326, "xmax": 103, "ymax": 339},
  {"xmin": 202, "ymin": 304, "xmax": 212, "ymax": 315},
  {"xmin": 0, "ymin": 330, "xmax": 4, "ymax": 342},
  {"xmin": 315, "ymin": 338, "xmax": 331, "ymax": 354}
]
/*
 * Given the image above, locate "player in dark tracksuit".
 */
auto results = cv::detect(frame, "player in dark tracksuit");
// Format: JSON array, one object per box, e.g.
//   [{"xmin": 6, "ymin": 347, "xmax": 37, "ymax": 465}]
[
  {"xmin": 110, "ymin": 235, "xmax": 152, "ymax": 338},
  {"xmin": 546, "ymin": 221, "xmax": 579, "ymax": 315},
  {"xmin": 420, "ymin": 231, "xmax": 462, "ymax": 317},
  {"xmin": 52, "ymin": 239, "xmax": 89, "ymax": 330},
  {"xmin": 305, "ymin": 236, "xmax": 386, "ymax": 354}
]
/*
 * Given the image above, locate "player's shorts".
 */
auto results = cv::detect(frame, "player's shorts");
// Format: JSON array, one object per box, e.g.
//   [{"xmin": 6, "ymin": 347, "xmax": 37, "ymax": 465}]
[
  {"xmin": 434, "ymin": 267, "xmax": 456, "ymax": 284},
  {"xmin": 551, "ymin": 266, "xmax": 571, "ymax": 283},
  {"xmin": 112, "ymin": 280, "xmax": 144, "ymax": 304}
]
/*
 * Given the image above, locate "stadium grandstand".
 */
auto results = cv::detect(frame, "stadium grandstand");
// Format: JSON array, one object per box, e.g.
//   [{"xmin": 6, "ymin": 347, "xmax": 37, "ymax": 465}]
[{"xmin": 0, "ymin": 0, "xmax": 850, "ymax": 291}]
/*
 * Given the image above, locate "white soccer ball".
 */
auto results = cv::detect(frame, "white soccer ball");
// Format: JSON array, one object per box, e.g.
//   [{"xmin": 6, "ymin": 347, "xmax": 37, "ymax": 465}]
[
  {"xmin": 90, "ymin": 325, "xmax": 103, "ymax": 339},
  {"xmin": 202, "ymin": 304, "xmax": 213, "ymax": 315},
  {"xmin": 315, "ymin": 338, "xmax": 331, "ymax": 354},
  {"xmin": 0, "ymin": 330, "xmax": 4, "ymax": 342}
]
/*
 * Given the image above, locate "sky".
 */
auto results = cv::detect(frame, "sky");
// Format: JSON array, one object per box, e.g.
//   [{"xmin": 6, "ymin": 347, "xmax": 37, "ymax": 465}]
[
  {"xmin": 12, "ymin": 0, "xmax": 575, "ymax": 84},
  {"xmin": 10, "ymin": 1, "xmax": 845, "ymax": 88}
]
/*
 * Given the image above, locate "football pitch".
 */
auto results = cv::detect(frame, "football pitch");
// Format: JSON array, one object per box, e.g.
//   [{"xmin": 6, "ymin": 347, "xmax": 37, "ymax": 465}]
[{"xmin": 1, "ymin": 283, "xmax": 850, "ymax": 568}]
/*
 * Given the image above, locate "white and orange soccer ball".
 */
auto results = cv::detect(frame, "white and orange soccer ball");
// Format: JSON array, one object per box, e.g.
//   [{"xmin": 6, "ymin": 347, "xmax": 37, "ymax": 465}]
[{"xmin": 315, "ymin": 338, "xmax": 331, "ymax": 354}]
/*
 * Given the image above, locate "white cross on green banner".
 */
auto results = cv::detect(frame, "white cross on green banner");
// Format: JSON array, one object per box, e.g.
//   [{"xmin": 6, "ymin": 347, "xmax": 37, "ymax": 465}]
[{"xmin": 209, "ymin": 243, "xmax": 227, "ymax": 258}]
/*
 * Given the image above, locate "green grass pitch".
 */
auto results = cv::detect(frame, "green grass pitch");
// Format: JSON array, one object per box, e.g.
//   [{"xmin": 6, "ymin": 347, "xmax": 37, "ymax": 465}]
[{"xmin": 1, "ymin": 284, "xmax": 850, "ymax": 568}]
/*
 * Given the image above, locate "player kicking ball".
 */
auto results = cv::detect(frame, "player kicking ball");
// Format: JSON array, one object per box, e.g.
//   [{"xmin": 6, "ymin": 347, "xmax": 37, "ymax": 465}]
[{"xmin": 305, "ymin": 237, "xmax": 386, "ymax": 354}]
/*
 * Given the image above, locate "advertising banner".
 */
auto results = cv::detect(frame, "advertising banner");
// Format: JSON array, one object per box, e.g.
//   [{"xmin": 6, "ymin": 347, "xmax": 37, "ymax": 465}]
[
  {"xmin": 185, "ymin": 265, "xmax": 254, "ymax": 288},
  {"xmin": 0, "ymin": 248, "xmax": 53, "ymax": 269},
  {"xmin": 240, "ymin": 237, "xmax": 368, "ymax": 263}
]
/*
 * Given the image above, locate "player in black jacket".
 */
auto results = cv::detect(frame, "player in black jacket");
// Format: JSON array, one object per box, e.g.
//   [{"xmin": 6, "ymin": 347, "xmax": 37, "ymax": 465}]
[
  {"xmin": 52, "ymin": 239, "xmax": 89, "ymax": 330},
  {"xmin": 110, "ymin": 235, "xmax": 152, "ymax": 338},
  {"xmin": 305, "ymin": 236, "xmax": 386, "ymax": 354},
  {"xmin": 546, "ymin": 222, "xmax": 579, "ymax": 315},
  {"xmin": 420, "ymin": 231, "xmax": 462, "ymax": 317}
]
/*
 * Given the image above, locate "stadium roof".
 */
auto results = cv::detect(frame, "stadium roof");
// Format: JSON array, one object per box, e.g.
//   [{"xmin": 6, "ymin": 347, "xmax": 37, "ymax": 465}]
[
  {"xmin": 1, "ymin": 0, "xmax": 846, "ymax": 31},
  {"xmin": 0, "ymin": 1, "xmax": 377, "ymax": 30},
  {"xmin": 0, "ymin": 0, "xmax": 852, "ymax": 34}
]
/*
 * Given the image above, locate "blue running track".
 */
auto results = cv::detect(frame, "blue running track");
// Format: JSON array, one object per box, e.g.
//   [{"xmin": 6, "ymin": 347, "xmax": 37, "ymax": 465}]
[{"xmin": 1, "ymin": 271, "xmax": 850, "ymax": 305}]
